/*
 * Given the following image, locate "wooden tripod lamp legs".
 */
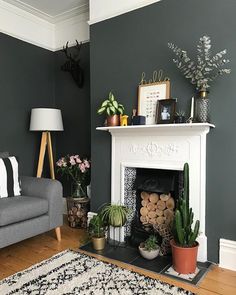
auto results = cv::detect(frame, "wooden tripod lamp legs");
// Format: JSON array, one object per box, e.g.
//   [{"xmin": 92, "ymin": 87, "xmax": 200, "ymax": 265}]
[
  {"xmin": 36, "ymin": 131, "xmax": 55, "ymax": 179},
  {"xmin": 36, "ymin": 132, "xmax": 47, "ymax": 178},
  {"xmin": 36, "ymin": 131, "xmax": 61, "ymax": 241}
]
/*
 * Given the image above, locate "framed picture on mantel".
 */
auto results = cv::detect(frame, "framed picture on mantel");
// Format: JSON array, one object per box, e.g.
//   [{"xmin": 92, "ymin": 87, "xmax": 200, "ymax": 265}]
[
  {"xmin": 156, "ymin": 98, "xmax": 176, "ymax": 124},
  {"xmin": 138, "ymin": 81, "xmax": 170, "ymax": 125}
]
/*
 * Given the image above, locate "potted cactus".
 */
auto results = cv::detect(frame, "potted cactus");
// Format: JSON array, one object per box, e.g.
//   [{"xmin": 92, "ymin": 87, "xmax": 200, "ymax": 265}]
[
  {"xmin": 170, "ymin": 163, "xmax": 200, "ymax": 274},
  {"xmin": 97, "ymin": 91, "xmax": 125, "ymax": 126}
]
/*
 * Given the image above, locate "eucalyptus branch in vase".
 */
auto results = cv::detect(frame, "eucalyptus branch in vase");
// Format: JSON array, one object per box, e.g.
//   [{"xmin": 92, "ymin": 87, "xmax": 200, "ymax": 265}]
[
  {"xmin": 168, "ymin": 35, "xmax": 231, "ymax": 122},
  {"xmin": 168, "ymin": 35, "xmax": 231, "ymax": 91}
]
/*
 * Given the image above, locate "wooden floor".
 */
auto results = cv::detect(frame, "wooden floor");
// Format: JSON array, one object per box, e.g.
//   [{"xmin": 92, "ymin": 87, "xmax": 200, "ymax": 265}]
[{"xmin": 0, "ymin": 221, "xmax": 235, "ymax": 295}]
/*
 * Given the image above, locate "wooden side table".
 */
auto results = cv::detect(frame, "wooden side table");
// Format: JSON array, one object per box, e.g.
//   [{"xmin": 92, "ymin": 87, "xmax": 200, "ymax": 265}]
[{"xmin": 66, "ymin": 197, "xmax": 90, "ymax": 228}]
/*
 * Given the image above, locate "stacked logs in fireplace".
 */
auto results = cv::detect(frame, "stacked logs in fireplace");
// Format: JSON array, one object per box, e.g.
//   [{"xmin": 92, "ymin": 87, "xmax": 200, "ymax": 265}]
[{"xmin": 140, "ymin": 191, "xmax": 175, "ymax": 226}]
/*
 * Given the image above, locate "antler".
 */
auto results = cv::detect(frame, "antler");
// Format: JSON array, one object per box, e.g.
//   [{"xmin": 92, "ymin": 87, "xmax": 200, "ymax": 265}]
[
  {"xmin": 62, "ymin": 41, "xmax": 74, "ymax": 61},
  {"xmin": 75, "ymin": 40, "xmax": 82, "ymax": 56}
]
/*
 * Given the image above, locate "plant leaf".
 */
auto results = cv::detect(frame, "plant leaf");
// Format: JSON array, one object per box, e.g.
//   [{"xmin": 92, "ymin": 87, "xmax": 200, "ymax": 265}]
[
  {"xmin": 109, "ymin": 92, "xmax": 115, "ymax": 101},
  {"xmin": 112, "ymin": 100, "xmax": 118, "ymax": 109},
  {"xmin": 101, "ymin": 100, "xmax": 109, "ymax": 107},
  {"xmin": 110, "ymin": 106, "xmax": 116, "ymax": 114},
  {"xmin": 118, "ymin": 107, "xmax": 124, "ymax": 115},
  {"xmin": 97, "ymin": 107, "xmax": 106, "ymax": 115},
  {"xmin": 106, "ymin": 108, "xmax": 111, "ymax": 116}
]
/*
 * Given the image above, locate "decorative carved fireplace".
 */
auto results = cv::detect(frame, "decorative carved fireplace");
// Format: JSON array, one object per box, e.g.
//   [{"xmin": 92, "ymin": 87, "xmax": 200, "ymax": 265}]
[{"xmin": 97, "ymin": 123, "xmax": 214, "ymax": 262}]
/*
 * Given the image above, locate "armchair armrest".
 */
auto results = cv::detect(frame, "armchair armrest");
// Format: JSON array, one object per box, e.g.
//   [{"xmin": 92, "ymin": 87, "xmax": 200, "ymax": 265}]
[{"xmin": 21, "ymin": 176, "xmax": 63, "ymax": 229}]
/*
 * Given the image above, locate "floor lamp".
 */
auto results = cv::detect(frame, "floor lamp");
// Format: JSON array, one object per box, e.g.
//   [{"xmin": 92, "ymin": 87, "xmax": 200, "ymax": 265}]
[
  {"xmin": 30, "ymin": 108, "xmax": 63, "ymax": 241},
  {"xmin": 30, "ymin": 108, "xmax": 64, "ymax": 179}
]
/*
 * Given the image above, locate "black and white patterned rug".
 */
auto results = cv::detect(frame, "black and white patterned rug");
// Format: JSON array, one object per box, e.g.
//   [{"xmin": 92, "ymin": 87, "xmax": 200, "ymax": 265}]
[{"xmin": 0, "ymin": 250, "xmax": 195, "ymax": 295}]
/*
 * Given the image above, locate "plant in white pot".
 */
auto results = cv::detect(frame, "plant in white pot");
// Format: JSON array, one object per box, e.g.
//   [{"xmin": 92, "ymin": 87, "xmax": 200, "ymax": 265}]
[
  {"xmin": 139, "ymin": 235, "xmax": 160, "ymax": 260},
  {"xmin": 97, "ymin": 91, "xmax": 125, "ymax": 126},
  {"xmin": 170, "ymin": 163, "xmax": 200, "ymax": 274}
]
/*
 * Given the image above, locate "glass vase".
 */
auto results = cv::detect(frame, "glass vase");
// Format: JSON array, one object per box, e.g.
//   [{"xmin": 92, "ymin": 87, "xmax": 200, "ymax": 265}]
[
  {"xmin": 71, "ymin": 181, "xmax": 87, "ymax": 198},
  {"xmin": 195, "ymin": 91, "xmax": 210, "ymax": 123}
]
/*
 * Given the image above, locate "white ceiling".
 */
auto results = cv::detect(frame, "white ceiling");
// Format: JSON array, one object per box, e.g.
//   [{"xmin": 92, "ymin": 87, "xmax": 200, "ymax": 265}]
[{"xmin": 3, "ymin": 0, "xmax": 89, "ymax": 21}]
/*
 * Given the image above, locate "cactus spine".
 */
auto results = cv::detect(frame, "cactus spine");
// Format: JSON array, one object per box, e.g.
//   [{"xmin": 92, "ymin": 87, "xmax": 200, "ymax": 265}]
[{"xmin": 174, "ymin": 163, "xmax": 200, "ymax": 247}]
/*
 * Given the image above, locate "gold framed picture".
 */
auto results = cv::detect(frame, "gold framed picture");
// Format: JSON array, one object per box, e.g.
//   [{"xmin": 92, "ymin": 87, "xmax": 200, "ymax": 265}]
[{"xmin": 138, "ymin": 81, "xmax": 170, "ymax": 125}]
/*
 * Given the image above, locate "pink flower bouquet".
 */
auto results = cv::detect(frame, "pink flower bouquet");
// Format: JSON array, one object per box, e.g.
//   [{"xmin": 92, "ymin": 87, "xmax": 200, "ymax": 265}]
[{"xmin": 56, "ymin": 155, "xmax": 91, "ymax": 187}]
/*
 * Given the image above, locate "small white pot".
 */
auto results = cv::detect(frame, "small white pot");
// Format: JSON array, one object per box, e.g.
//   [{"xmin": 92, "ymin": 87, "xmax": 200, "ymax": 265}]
[{"xmin": 139, "ymin": 245, "xmax": 160, "ymax": 260}]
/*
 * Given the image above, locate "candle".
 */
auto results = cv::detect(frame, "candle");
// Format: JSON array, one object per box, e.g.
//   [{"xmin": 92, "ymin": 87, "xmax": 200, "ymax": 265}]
[{"xmin": 190, "ymin": 97, "xmax": 194, "ymax": 119}]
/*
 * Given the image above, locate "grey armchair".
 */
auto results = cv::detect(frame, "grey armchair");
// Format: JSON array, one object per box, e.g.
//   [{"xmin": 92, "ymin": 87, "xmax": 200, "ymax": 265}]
[{"xmin": 0, "ymin": 153, "xmax": 63, "ymax": 249}]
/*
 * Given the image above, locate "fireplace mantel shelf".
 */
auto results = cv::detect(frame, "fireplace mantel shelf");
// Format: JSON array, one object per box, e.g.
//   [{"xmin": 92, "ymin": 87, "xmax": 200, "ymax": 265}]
[{"xmin": 96, "ymin": 123, "xmax": 215, "ymax": 132}]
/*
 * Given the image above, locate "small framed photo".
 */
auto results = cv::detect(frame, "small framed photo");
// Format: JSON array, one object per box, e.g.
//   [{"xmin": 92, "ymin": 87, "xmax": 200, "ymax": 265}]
[
  {"xmin": 156, "ymin": 99, "xmax": 176, "ymax": 124},
  {"xmin": 138, "ymin": 81, "xmax": 170, "ymax": 125}
]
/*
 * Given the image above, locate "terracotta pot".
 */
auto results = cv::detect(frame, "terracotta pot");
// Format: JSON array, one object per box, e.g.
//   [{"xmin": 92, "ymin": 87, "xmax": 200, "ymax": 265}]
[
  {"xmin": 139, "ymin": 245, "xmax": 159, "ymax": 260},
  {"xmin": 92, "ymin": 236, "xmax": 106, "ymax": 251},
  {"xmin": 170, "ymin": 240, "xmax": 199, "ymax": 274},
  {"xmin": 107, "ymin": 115, "xmax": 120, "ymax": 126}
]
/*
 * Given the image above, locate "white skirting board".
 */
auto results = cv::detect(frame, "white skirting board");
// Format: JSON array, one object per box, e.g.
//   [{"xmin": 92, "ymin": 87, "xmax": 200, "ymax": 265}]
[{"xmin": 219, "ymin": 238, "xmax": 236, "ymax": 271}]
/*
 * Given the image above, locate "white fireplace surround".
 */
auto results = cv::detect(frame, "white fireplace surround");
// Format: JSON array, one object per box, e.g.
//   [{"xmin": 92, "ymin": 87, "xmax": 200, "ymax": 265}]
[{"xmin": 96, "ymin": 123, "xmax": 215, "ymax": 262}]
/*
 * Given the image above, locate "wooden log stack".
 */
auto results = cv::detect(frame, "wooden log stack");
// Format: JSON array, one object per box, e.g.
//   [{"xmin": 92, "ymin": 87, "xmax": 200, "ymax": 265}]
[
  {"xmin": 140, "ymin": 191, "xmax": 175, "ymax": 226},
  {"xmin": 67, "ymin": 197, "xmax": 90, "ymax": 228}
]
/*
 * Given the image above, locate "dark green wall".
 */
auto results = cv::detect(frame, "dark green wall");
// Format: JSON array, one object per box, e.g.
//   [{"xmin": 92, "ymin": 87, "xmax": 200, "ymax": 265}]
[
  {"xmin": 90, "ymin": 0, "xmax": 236, "ymax": 262},
  {"xmin": 0, "ymin": 33, "xmax": 91, "ymax": 184},
  {"xmin": 0, "ymin": 33, "xmax": 55, "ymax": 176},
  {"xmin": 55, "ymin": 42, "xmax": 91, "ymax": 195},
  {"xmin": 55, "ymin": 42, "xmax": 91, "ymax": 159}
]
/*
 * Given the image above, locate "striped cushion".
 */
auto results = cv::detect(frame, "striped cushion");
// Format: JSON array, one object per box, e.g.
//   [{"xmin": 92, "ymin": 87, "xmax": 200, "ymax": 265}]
[{"xmin": 0, "ymin": 156, "xmax": 21, "ymax": 198}]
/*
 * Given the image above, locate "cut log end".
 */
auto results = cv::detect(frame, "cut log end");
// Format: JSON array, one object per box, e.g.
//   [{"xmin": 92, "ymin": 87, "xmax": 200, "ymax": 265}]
[
  {"xmin": 149, "ymin": 193, "xmax": 159, "ymax": 203},
  {"xmin": 166, "ymin": 197, "xmax": 175, "ymax": 210}
]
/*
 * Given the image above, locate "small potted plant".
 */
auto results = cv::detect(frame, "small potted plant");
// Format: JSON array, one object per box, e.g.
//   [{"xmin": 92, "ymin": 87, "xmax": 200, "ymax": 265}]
[
  {"xmin": 170, "ymin": 163, "xmax": 200, "ymax": 274},
  {"xmin": 175, "ymin": 110, "xmax": 186, "ymax": 123},
  {"xmin": 139, "ymin": 235, "xmax": 160, "ymax": 260},
  {"xmin": 89, "ymin": 214, "xmax": 107, "ymax": 251},
  {"xmin": 97, "ymin": 91, "xmax": 125, "ymax": 126},
  {"xmin": 100, "ymin": 203, "xmax": 129, "ymax": 227}
]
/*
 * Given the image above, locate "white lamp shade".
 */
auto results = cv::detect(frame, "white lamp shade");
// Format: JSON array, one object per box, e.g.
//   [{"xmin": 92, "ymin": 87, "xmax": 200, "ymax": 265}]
[{"xmin": 30, "ymin": 108, "xmax": 64, "ymax": 131}]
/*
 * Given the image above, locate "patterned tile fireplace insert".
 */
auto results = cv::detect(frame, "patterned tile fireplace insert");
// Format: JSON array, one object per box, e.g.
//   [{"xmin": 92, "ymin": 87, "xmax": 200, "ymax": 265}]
[{"xmin": 123, "ymin": 167, "xmax": 183, "ymax": 246}]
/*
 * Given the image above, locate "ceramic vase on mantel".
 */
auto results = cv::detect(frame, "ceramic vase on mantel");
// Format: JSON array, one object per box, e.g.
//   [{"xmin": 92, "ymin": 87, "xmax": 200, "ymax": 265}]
[{"xmin": 195, "ymin": 90, "xmax": 210, "ymax": 123}]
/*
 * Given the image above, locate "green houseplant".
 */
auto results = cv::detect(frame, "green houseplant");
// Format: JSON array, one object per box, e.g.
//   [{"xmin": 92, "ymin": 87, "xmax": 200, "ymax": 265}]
[
  {"xmin": 97, "ymin": 91, "xmax": 125, "ymax": 126},
  {"xmin": 139, "ymin": 235, "xmax": 160, "ymax": 260},
  {"xmin": 88, "ymin": 214, "xmax": 106, "ymax": 250},
  {"xmin": 100, "ymin": 204, "xmax": 129, "ymax": 227},
  {"xmin": 170, "ymin": 163, "xmax": 200, "ymax": 274}
]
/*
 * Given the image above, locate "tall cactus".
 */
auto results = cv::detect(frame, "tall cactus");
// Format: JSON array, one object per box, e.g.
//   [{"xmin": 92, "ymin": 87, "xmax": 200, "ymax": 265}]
[{"xmin": 173, "ymin": 163, "xmax": 200, "ymax": 247}]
